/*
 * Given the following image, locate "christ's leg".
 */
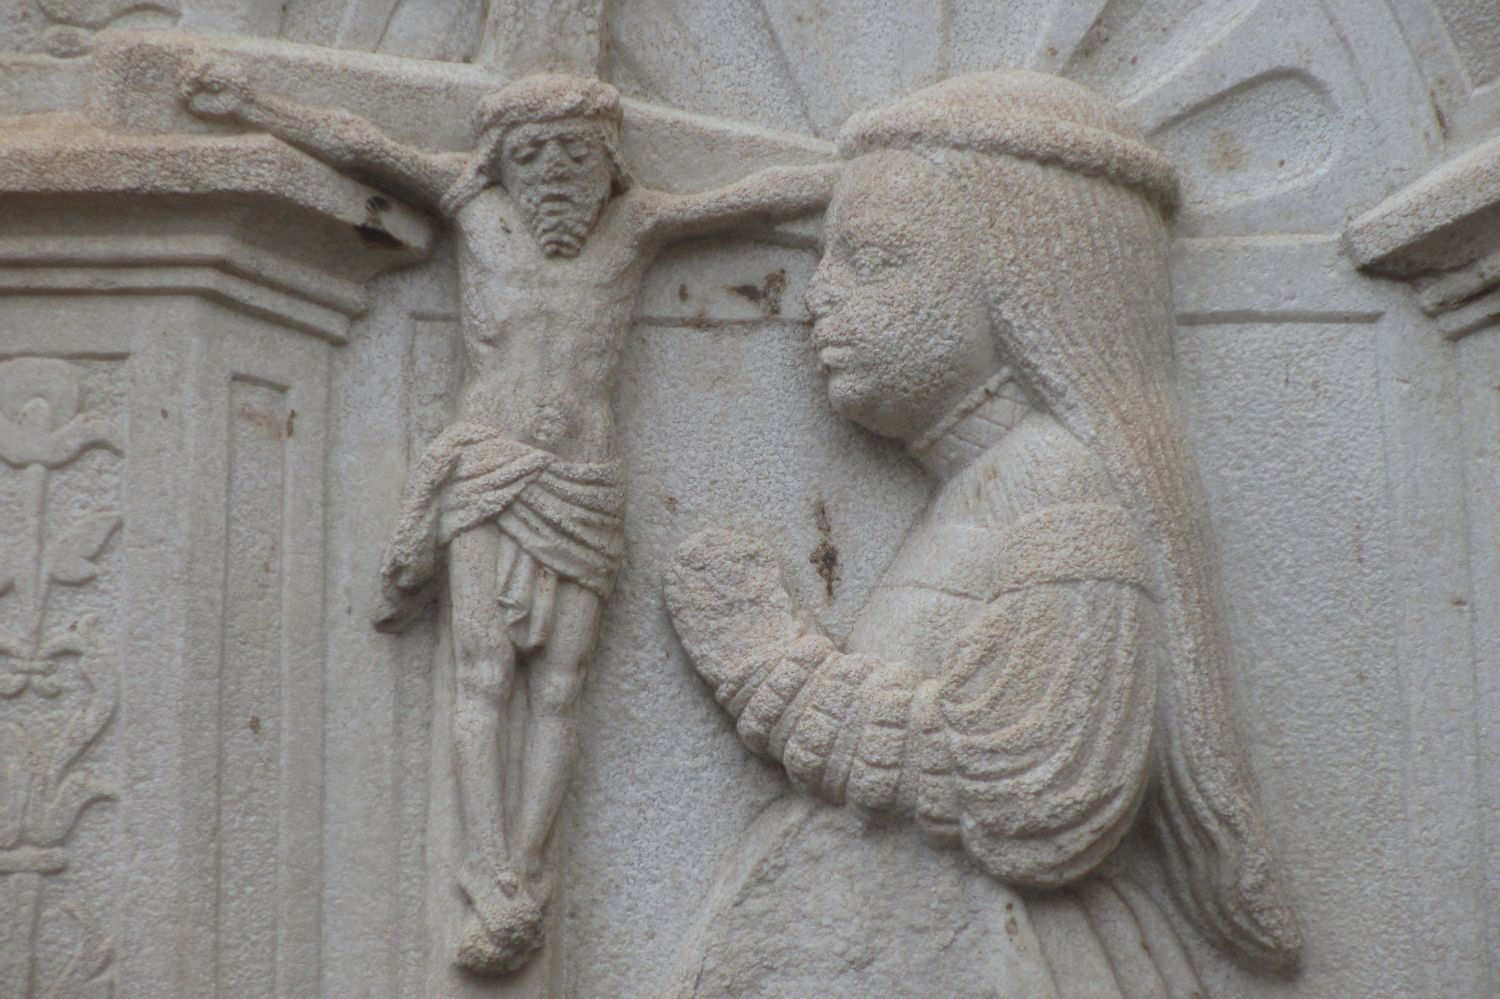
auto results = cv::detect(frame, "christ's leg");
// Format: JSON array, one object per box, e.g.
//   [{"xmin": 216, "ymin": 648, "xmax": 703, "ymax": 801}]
[
  {"xmin": 447, "ymin": 527, "xmax": 515, "ymax": 889},
  {"xmin": 516, "ymin": 581, "xmax": 603, "ymax": 889},
  {"xmin": 447, "ymin": 529, "xmax": 543, "ymax": 973}
]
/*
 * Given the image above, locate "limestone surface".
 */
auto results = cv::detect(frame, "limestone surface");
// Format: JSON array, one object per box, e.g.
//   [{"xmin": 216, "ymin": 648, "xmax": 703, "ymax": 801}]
[{"xmin": 0, "ymin": 3, "xmax": 1497, "ymax": 999}]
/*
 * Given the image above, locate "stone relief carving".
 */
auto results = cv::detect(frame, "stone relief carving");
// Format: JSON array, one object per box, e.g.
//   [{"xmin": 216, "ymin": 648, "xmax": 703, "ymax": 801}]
[
  {"xmin": 181, "ymin": 57, "xmax": 834, "ymax": 975},
  {"xmin": 1347, "ymin": 135, "xmax": 1500, "ymax": 341},
  {"xmin": 6, "ymin": 0, "xmax": 179, "ymax": 58},
  {"xmin": 0, "ymin": 358, "xmax": 122, "ymax": 998},
  {"xmin": 6, "ymin": 0, "xmax": 1500, "ymax": 994},
  {"xmin": 663, "ymin": 72, "xmax": 1302, "ymax": 996}
]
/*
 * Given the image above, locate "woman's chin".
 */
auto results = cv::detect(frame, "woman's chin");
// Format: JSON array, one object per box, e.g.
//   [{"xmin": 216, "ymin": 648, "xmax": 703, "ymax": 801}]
[
  {"xmin": 822, "ymin": 372, "xmax": 864, "ymax": 417},
  {"xmin": 823, "ymin": 376, "xmax": 905, "ymax": 439}
]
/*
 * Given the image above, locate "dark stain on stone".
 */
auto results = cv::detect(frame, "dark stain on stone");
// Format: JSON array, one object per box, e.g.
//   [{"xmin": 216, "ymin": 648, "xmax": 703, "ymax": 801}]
[
  {"xmin": 809, "ymin": 496, "xmax": 840, "ymax": 600},
  {"xmin": 1208, "ymin": 130, "xmax": 1247, "ymax": 172},
  {"xmin": 286, "ymin": 409, "xmax": 296, "ymax": 438},
  {"xmin": 726, "ymin": 268, "xmax": 789, "ymax": 317},
  {"xmin": 358, "ymin": 193, "xmax": 404, "ymax": 248},
  {"xmin": 678, "ymin": 282, "xmax": 690, "ymax": 302},
  {"xmin": 1430, "ymin": 89, "xmax": 1450, "ymax": 141},
  {"xmin": 248, "ymin": 715, "xmax": 262, "ymax": 735},
  {"xmin": 356, "ymin": 223, "xmax": 405, "ymax": 249},
  {"xmin": 238, "ymin": 404, "xmax": 284, "ymax": 439}
]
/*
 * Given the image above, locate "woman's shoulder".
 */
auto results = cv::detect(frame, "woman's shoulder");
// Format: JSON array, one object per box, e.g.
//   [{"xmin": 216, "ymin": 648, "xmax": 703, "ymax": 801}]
[{"xmin": 942, "ymin": 414, "xmax": 1117, "ymax": 524}]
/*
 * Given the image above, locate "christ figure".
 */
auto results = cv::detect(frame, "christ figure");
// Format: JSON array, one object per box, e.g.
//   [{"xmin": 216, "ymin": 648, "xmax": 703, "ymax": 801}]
[{"xmin": 183, "ymin": 64, "xmax": 835, "ymax": 974}]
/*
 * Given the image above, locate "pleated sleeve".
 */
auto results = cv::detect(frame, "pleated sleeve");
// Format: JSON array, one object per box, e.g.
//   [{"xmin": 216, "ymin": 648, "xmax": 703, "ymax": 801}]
[{"xmin": 710, "ymin": 503, "xmax": 1159, "ymax": 888}]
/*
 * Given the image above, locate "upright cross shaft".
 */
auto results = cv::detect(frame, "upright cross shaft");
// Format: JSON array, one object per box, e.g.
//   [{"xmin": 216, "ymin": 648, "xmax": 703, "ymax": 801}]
[{"xmin": 478, "ymin": 0, "xmax": 608, "ymax": 81}]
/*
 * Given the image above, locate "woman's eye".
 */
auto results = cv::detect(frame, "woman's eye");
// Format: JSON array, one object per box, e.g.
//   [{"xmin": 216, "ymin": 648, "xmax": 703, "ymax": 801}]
[{"xmin": 511, "ymin": 144, "xmax": 540, "ymax": 163}]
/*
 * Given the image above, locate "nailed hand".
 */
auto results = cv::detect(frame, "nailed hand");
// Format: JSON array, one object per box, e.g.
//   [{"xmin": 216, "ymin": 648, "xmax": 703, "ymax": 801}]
[{"xmin": 180, "ymin": 58, "xmax": 252, "ymax": 120}]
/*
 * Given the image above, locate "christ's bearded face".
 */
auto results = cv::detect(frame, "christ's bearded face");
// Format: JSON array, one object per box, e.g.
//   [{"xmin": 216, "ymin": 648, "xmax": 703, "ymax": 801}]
[{"xmin": 494, "ymin": 118, "xmax": 615, "ymax": 258}]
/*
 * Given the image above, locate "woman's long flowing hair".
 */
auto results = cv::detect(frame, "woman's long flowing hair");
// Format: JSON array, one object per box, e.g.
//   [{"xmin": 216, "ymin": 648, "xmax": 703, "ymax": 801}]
[{"xmin": 844, "ymin": 72, "xmax": 1303, "ymax": 973}]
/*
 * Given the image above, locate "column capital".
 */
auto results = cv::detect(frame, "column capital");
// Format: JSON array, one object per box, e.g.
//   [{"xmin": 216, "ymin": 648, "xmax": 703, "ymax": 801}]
[{"xmin": 1346, "ymin": 135, "xmax": 1500, "ymax": 340}]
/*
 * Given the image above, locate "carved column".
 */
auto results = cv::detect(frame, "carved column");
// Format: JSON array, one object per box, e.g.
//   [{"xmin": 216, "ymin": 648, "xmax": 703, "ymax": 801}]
[
  {"xmin": 0, "ymin": 120, "xmax": 431, "ymax": 998},
  {"xmin": 1344, "ymin": 133, "xmax": 1500, "ymax": 999}
]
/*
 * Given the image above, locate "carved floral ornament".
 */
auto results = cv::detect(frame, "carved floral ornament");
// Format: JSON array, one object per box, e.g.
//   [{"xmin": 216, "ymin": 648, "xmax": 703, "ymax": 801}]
[{"xmin": 0, "ymin": 359, "xmax": 121, "ymax": 998}]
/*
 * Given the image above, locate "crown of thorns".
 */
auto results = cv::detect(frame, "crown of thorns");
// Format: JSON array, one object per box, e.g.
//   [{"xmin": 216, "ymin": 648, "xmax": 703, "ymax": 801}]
[
  {"xmin": 838, "ymin": 71, "xmax": 1179, "ymax": 213},
  {"xmin": 474, "ymin": 74, "xmax": 623, "ymax": 135}
]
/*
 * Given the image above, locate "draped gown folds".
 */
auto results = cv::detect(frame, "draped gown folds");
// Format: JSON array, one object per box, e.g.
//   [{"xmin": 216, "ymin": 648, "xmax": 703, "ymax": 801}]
[{"xmin": 666, "ymin": 407, "xmax": 1206, "ymax": 999}]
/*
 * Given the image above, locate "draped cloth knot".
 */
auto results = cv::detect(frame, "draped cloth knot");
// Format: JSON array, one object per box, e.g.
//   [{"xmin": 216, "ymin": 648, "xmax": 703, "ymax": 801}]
[{"xmin": 374, "ymin": 421, "xmax": 625, "ymax": 649}]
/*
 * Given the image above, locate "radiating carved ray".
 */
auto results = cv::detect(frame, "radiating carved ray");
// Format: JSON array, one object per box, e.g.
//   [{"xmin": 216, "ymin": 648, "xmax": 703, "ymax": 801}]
[
  {"xmin": 757, "ymin": 0, "xmax": 945, "ymax": 136},
  {"xmin": 607, "ymin": 36, "xmax": 668, "ymax": 107},
  {"xmin": 608, "ymin": 0, "xmax": 817, "ymax": 135},
  {"xmin": 361, "ymin": 0, "xmax": 405, "ymax": 51},
  {"xmin": 477, "ymin": 0, "xmax": 606, "ymax": 77},
  {"xmin": 276, "ymin": 0, "xmax": 353, "ymax": 46},
  {"xmin": 947, "ymin": 0, "xmax": 1055, "ymax": 76},
  {"xmin": 36, "ymin": 0, "xmax": 177, "ymax": 29},
  {"xmin": 1027, "ymin": 0, "xmax": 1111, "ymax": 73},
  {"xmin": 279, "ymin": 0, "xmax": 481, "ymax": 60},
  {"xmin": 754, "ymin": 0, "xmax": 818, "ymax": 134},
  {"xmin": 755, "ymin": 0, "xmax": 853, "ymax": 136},
  {"xmin": 1062, "ymin": 0, "xmax": 1260, "ymax": 102},
  {"xmin": 1125, "ymin": 0, "xmax": 1354, "ymax": 221},
  {"xmin": 375, "ymin": 0, "xmax": 486, "ymax": 61},
  {"xmin": 935, "ymin": 0, "xmax": 950, "ymax": 80},
  {"xmin": 1122, "ymin": 0, "xmax": 1285, "ymax": 132}
]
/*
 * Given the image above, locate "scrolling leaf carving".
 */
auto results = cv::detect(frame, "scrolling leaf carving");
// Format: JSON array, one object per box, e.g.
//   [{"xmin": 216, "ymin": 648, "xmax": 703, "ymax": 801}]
[{"xmin": 0, "ymin": 358, "xmax": 122, "ymax": 998}]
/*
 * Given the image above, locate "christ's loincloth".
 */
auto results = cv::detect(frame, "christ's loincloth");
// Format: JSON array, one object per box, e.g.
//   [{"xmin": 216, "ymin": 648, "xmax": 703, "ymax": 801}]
[{"xmin": 374, "ymin": 422, "xmax": 624, "ymax": 649}]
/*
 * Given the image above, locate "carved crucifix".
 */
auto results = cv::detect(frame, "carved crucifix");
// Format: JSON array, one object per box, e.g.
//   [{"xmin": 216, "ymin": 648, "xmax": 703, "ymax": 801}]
[{"xmin": 181, "ymin": 0, "xmax": 833, "ymax": 978}]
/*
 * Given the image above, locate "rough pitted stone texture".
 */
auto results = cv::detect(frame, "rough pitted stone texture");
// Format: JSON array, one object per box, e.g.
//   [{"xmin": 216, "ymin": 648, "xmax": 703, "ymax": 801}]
[{"xmin": 0, "ymin": 3, "xmax": 1497, "ymax": 999}]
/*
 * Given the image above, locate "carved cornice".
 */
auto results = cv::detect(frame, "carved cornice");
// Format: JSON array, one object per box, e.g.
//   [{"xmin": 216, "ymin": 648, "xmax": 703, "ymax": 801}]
[
  {"xmin": 1345, "ymin": 134, "xmax": 1500, "ymax": 340},
  {"xmin": 0, "ymin": 115, "xmax": 434, "ymax": 342}
]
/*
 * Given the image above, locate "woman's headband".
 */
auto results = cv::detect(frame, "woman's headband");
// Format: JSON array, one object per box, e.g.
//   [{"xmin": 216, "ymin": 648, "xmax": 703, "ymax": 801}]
[{"xmin": 838, "ymin": 71, "xmax": 1179, "ymax": 214}]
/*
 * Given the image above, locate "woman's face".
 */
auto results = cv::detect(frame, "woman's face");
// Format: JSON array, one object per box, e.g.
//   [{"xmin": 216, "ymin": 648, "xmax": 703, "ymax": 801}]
[{"xmin": 806, "ymin": 151, "xmax": 1003, "ymax": 443}]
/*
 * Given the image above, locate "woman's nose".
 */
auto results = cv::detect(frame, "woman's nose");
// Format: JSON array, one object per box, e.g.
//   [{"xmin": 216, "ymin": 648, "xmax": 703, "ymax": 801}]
[{"xmin": 805, "ymin": 272, "xmax": 839, "ymax": 319}]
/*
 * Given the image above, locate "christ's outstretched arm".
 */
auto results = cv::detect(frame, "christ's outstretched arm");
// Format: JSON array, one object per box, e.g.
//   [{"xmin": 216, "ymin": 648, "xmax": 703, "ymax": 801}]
[
  {"xmin": 639, "ymin": 163, "xmax": 839, "ymax": 246},
  {"xmin": 181, "ymin": 60, "xmax": 470, "ymax": 210}
]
